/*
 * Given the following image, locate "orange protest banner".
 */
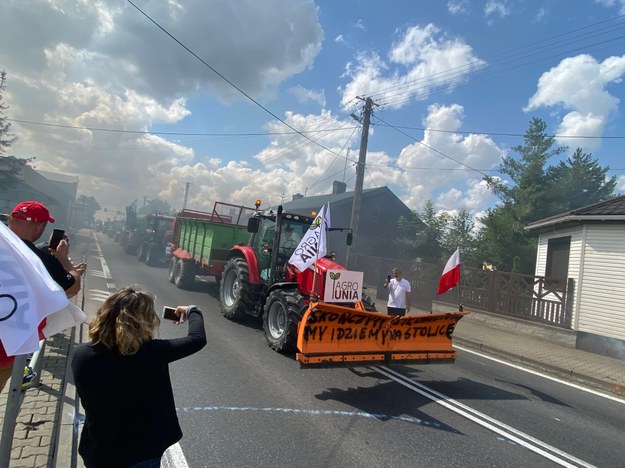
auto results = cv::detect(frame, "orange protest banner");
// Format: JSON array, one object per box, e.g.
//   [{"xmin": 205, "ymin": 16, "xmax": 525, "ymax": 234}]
[{"xmin": 296, "ymin": 302, "xmax": 468, "ymax": 368}]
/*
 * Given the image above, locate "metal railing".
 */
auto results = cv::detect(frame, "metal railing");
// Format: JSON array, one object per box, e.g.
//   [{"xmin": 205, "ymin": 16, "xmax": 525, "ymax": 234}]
[{"xmin": 0, "ymin": 340, "xmax": 46, "ymax": 468}]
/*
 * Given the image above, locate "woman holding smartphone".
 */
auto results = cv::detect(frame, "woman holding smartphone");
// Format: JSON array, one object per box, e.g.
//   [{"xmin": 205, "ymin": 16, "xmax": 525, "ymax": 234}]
[{"xmin": 71, "ymin": 287, "xmax": 206, "ymax": 468}]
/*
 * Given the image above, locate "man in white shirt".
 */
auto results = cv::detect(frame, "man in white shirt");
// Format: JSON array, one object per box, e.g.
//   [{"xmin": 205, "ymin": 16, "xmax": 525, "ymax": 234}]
[{"xmin": 383, "ymin": 267, "xmax": 411, "ymax": 316}]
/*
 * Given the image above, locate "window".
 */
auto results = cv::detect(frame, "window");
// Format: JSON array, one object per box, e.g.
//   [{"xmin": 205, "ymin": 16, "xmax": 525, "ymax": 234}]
[{"xmin": 545, "ymin": 236, "xmax": 570, "ymax": 280}]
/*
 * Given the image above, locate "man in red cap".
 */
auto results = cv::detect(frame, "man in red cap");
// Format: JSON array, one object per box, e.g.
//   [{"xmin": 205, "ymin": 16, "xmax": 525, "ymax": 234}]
[{"xmin": 0, "ymin": 201, "xmax": 82, "ymax": 391}]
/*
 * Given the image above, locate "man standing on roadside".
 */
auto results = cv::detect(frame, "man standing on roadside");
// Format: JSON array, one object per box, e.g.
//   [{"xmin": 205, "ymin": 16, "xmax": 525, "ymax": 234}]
[
  {"xmin": 0, "ymin": 201, "xmax": 82, "ymax": 392},
  {"xmin": 383, "ymin": 267, "xmax": 411, "ymax": 316}
]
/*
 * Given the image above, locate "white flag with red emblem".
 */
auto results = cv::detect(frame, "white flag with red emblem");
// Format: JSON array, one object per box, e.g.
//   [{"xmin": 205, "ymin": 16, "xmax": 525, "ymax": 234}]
[
  {"xmin": 0, "ymin": 222, "xmax": 86, "ymax": 356},
  {"xmin": 437, "ymin": 248, "xmax": 461, "ymax": 295}
]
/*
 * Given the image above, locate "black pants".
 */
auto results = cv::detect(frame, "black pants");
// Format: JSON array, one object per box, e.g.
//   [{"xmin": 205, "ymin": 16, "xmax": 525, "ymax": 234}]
[{"xmin": 387, "ymin": 306, "xmax": 406, "ymax": 316}]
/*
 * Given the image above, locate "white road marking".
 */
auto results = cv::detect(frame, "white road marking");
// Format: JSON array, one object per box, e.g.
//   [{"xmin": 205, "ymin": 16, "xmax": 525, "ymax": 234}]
[
  {"xmin": 455, "ymin": 345, "xmax": 625, "ymax": 404},
  {"xmin": 176, "ymin": 405, "xmax": 438, "ymax": 426},
  {"xmin": 161, "ymin": 443, "xmax": 189, "ymax": 468},
  {"xmin": 92, "ymin": 233, "xmax": 115, "ymax": 289},
  {"xmin": 88, "ymin": 291, "xmax": 111, "ymax": 302},
  {"xmin": 376, "ymin": 365, "xmax": 595, "ymax": 468}
]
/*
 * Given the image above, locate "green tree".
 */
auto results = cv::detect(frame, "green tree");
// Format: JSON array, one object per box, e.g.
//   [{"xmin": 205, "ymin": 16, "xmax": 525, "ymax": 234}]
[
  {"xmin": 481, "ymin": 118, "xmax": 566, "ymax": 273},
  {"xmin": 0, "ymin": 70, "xmax": 17, "ymax": 154},
  {"xmin": 476, "ymin": 206, "xmax": 535, "ymax": 273},
  {"xmin": 546, "ymin": 148, "xmax": 617, "ymax": 213},
  {"xmin": 444, "ymin": 209, "xmax": 478, "ymax": 268},
  {"xmin": 479, "ymin": 118, "xmax": 615, "ymax": 274},
  {"xmin": 396, "ymin": 200, "xmax": 448, "ymax": 263},
  {"xmin": 76, "ymin": 195, "xmax": 101, "ymax": 225},
  {"xmin": 486, "ymin": 117, "xmax": 567, "ymax": 224},
  {"xmin": 139, "ymin": 198, "xmax": 173, "ymax": 215}
]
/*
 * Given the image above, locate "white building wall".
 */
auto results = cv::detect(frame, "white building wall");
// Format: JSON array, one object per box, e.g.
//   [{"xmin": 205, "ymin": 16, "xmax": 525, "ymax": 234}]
[
  {"xmin": 576, "ymin": 225, "xmax": 625, "ymax": 341},
  {"xmin": 535, "ymin": 227, "xmax": 583, "ymax": 329}
]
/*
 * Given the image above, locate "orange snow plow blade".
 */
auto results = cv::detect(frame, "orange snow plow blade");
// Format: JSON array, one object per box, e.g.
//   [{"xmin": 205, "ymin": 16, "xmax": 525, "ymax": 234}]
[{"xmin": 296, "ymin": 302, "xmax": 469, "ymax": 369}]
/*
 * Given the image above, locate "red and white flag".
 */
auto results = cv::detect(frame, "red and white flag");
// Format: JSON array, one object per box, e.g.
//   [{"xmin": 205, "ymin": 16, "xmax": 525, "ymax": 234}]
[{"xmin": 437, "ymin": 248, "xmax": 461, "ymax": 295}]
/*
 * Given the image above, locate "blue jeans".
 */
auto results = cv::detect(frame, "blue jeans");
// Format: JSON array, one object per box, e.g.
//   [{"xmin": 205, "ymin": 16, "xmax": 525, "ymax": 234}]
[{"xmin": 129, "ymin": 457, "xmax": 161, "ymax": 468}]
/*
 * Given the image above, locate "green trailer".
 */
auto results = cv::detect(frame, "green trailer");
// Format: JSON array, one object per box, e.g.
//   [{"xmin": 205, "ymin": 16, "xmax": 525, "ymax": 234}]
[{"xmin": 167, "ymin": 202, "xmax": 257, "ymax": 289}]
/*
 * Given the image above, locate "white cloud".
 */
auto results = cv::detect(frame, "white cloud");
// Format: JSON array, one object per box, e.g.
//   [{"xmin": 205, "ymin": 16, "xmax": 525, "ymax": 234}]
[
  {"xmin": 354, "ymin": 19, "xmax": 366, "ymax": 31},
  {"xmin": 595, "ymin": 0, "xmax": 625, "ymax": 14},
  {"xmin": 484, "ymin": 0, "xmax": 512, "ymax": 19},
  {"xmin": 0, "ymin": 0, "xmax": 324, "ymax": 211},
  {"xmin": 340, "ymin": 24, "xmax": 485, "ymax": 108},
  {"xmin": 525, "ymin": 54, "xmax": 625, "ymax": 149},
  {"xmin": 395, "ymin": 104, "xmax": 503, "ymax": 212},
  {"xmin": 448, "ymin": 0, "xmax": 469, "ymax": 15},
  {"xmin": 287, "ymin": 85, "xmax": 326, "ymax": 108}
]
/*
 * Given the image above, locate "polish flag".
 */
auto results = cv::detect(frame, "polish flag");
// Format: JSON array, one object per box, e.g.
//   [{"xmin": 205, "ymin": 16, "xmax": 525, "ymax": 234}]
[{"xmin": 437, "ymin": 248, "xmax": 461, "ymax": 295}]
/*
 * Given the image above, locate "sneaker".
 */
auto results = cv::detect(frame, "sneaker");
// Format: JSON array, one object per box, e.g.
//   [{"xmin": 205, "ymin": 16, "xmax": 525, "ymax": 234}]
[{"xmin": 22, "ymin": 366, "xmax": 37, "ymax": 389}]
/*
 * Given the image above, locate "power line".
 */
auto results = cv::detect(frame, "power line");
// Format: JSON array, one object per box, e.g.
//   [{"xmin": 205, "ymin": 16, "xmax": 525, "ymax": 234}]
[
  {"xmin": 373, "ymin": 121, "xmax": 625, "ymax": 140},
  {"xmin": 126, "ymin": 0, "xmax": 347, "ymax": 163},
  {"xmin": 374, "ymin": 114, "xmax": 490, "ymax": 178}
]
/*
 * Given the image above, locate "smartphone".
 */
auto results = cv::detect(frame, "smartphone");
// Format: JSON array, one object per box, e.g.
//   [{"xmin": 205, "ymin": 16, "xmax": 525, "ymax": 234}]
[
  {"xmin": 48, "ymin": 229, "xmax": 65, "ymax": 250},
  {"xmin": 162, "ymin": 306, "xmax": 178, "ymax": 321}
]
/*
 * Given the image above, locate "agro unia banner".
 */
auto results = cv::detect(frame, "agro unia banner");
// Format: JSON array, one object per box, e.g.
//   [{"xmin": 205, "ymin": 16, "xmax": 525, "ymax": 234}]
[
  {"xmin": 0, "ymin": 222, "xmax": 87, "ymax": 356},
  {"xmin": 289, "ymin": 203, "xmax": 331, "ymax": 271}
]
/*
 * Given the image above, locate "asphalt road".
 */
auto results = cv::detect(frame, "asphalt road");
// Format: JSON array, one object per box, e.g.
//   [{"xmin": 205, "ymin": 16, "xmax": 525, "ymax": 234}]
[{"xmin": 78, "ymin": 231, "xmax": 625, "ymax": 468}]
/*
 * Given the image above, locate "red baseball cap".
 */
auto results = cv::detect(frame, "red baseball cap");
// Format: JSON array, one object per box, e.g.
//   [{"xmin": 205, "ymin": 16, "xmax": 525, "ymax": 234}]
[{"xmin": 10, "ymin": 201, "xmax": 55, "ymax": 223}]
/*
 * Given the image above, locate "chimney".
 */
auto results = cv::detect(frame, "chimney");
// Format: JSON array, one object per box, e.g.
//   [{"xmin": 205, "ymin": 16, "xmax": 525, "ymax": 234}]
[
  {"xmin": 292, "ymin": 193, "xmax": 304, "ymax": 200},
  {"xmin": 332, "ymin": 181, "xmax": 346, "ymax": 194}
]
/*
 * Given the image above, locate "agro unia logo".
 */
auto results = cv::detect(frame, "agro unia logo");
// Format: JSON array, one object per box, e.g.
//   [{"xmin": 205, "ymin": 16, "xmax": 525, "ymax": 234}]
[{"xmin": 329, "ymin": 272, "xmax": 360, "ymax": 301}]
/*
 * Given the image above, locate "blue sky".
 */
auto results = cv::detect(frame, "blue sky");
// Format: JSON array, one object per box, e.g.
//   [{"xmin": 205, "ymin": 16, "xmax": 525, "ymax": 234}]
[{"xmin": 1, "ymin": 0, "xmax": 624, "ymax": 220}]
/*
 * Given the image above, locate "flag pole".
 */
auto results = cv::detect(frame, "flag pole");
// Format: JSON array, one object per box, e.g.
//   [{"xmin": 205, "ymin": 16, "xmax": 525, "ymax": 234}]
[
  {"xmin": 307, "ymin": 204, "xmax": 326, "ymax": 305},
  {"xmin": 457, "ymin": 249, "xmax": 463, "ymax": 312},
  {"xmin": 311, "ymin": 256, "xmax": 320, "ymax": 303}
]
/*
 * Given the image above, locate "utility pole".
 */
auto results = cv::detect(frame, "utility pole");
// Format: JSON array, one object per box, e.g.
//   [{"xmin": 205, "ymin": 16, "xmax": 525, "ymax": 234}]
[
  {"xmin": 182, "ymin": 182, "xmax": 191, "ymax": 210},
  {"xmin": 346, "ymin": 97, "xmax": 375, "ymax": 269}
]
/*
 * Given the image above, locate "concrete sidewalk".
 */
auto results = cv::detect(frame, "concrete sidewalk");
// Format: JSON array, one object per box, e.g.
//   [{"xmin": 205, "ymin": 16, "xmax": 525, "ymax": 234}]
[
  {"xmin": 2, "ymin": 295, "xmax": 624, "ymax": 467},
  {"xmin": 373, "ymin": 297, "xmax": 625, "ymax": 396}
]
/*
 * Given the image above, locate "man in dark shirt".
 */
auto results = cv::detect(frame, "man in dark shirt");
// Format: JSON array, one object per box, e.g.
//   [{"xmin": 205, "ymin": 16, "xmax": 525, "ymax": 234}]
[{"xmin": 0, "ymin": 201, "xmax": 82, "ymax": 391}]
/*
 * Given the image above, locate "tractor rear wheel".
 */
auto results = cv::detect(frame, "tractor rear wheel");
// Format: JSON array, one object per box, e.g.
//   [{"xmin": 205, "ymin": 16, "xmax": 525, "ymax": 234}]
[
  {"xmin": 263, "ymin": 289, "xmax": 306, "ymax": 352},
  {"xmin": 220, "ymin": 257, "xmax": 252, "ymax": 321},
  {"xmin": 168, "ymin": 257, "xmax": 177, "ymax": 283},
  {"xmin": 174, "ymin": 259, "xmax": 196, "ymax": 289}
]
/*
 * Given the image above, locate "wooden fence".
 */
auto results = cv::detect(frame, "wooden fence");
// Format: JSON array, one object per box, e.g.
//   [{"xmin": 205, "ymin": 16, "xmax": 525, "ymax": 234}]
[{"xmin": 353, "ymin": 254, "xmax": 574, "ymax": 329}]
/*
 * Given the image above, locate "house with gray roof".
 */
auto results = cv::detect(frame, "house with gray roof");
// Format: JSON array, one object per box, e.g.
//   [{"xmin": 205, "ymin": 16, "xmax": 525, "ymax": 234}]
[
  {"xmin": 526, "ymin": 195, "xmax": 625, "ymax": 359},
  {"xmin": 1, "ymin": 156, "xmax": 78, "ymax": 237},
  {"xmin": 280, "ymin": 183, "xmax": 413, "ymax": 268}
]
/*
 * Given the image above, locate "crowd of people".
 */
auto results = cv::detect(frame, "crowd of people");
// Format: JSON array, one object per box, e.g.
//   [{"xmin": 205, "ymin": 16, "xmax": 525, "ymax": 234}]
[
  {"xmin": 2, "ymin": 198, "xmax": 414, "ymax": 466},
  {"xmin": 1, "ymin": 200, "xmax": 207, "ymax": 467}
]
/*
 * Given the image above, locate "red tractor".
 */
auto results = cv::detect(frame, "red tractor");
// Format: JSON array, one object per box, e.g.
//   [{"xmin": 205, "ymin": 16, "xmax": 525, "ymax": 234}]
[
  {"xmin": 220, "ymin": 203, "xmax": 468, "ymax": 369},
  {"xmin": 219, "ymin": 205, "xmax": 360, "ymax": 352}
]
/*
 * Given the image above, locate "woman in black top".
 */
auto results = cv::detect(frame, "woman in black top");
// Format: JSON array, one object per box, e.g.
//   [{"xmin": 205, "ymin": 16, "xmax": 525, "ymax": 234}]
[{"xmin": 71, "ymin": 287, "xmax": 207, "ymax": 468}]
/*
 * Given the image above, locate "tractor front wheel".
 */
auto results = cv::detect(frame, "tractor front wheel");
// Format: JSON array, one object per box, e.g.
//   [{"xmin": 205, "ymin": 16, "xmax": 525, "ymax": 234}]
[
  {"xmin": 145, "ymin": 245, "xmax": 160, "ymax": 266},
  {"xmin": 263, "ymin": 289, "xmax": 306, "ymax": 352},
  {"xmin": 137, "ymin": 243, "xmax": 147, "ymax": 262}
]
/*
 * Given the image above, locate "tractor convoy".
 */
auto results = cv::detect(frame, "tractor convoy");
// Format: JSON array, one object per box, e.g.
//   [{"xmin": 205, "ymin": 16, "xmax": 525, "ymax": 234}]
[{"xmin": 114, "ymin": 200, "xmax": 468, "ymax": 368}]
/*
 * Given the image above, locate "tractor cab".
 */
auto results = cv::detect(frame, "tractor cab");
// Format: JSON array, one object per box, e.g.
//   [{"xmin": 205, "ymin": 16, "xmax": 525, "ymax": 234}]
[{"xmin": 247, "ymin": 207, "xmax": 313, "ymax": 283}]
